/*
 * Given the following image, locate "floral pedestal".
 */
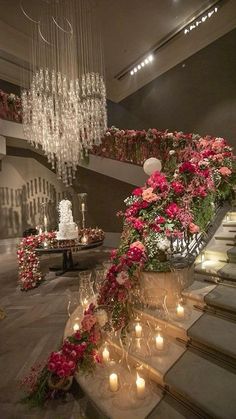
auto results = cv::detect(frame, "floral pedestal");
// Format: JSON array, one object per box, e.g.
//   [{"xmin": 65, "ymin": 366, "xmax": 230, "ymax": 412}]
[{"xmin": 140, "ymin": 267, "xmax": 193, "ymax": 308}]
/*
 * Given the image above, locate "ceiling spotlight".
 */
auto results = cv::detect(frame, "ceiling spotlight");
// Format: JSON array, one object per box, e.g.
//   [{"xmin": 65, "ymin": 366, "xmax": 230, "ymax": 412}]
[
  {"xmin": 134, "ymin": 67, "xmax": 137, "ymax": 73},
  {"xmin": 141, "ymin": 62, "xmax": 145, "ymax": 67},
  {"xmin": 138, "ymin": 64, "xmax": 141, "ymax": 70},
  {"xmin": 144, "ymin": 58, "xmax": 149, "ymax": 64},
  {"xmin": 148, "ymin": 54, "xmax": 153, "ymax": 62},
  {"xmin": 130, "ymin": 70, "xmax": 134, "ymax": 75}
]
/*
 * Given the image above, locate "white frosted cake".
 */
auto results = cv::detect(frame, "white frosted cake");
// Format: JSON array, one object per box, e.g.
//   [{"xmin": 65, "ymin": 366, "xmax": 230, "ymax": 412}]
[{"xmin": 56, "ymin": 199, "xmax": 78, "ymax": 240}]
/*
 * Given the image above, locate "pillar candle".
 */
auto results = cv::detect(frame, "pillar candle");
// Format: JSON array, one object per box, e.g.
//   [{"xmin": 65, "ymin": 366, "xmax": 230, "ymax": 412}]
[
  {"xmin": 155, "ymin": 333, "xmax": 164, "ymax": 350},
  {"xmin": 73, "ymin": 323, "xmax": 80, "ymax": 332},
  {"xmin": 136, "ymin": 374, "xmax": 145, "ymax": 399},
  {"xmin": 109, "ymin": 373, "xmax": 118, "ymax": 392},
  {"xmin": 102, "ymin": 347, "xmax": 110, "ymax": 363},
  {"xmin": 176, "ymin": 304, "xmax": 185, "ymax": 319},
  {"xmin": 135, "ymin": 323, "xmax": 142, "ymax": 338}
]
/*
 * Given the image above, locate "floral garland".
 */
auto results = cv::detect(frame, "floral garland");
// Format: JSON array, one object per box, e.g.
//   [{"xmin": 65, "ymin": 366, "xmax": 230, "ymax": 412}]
[
  {"xmin": 0, "ymin": 90, "xmax": 22, "ymax": 123},
  {"xmin": 21, "ymin": 133, "xmax": 236, "ymax": 406},
  {"xmin": 17, "ymin": 232, "xmax": 56, "ymax": 291}
]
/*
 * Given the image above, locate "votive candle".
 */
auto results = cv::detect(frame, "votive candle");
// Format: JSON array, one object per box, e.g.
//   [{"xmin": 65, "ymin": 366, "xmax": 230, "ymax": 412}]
[
  {"xmin": 109, "ymin": 373, "xmax": 118, "ymax": 392},
  {"xmin": 176, "ymin": 304, "xmax": 185, "ymax": 319},
  {"xmin": 135, "ymin": 322, "xmax": 142, "ymax": 338},
  {"xmin": 155, "ymin": 333, "xmax": 164, "ymax": 350},
  {"xmin": 102, "ymin": 347, "xmax": 110, "ymax": 363},
  {"xmin": 136, "ymin": 374, "xmax": 146, "ymax": 399},
  {"xmin": 73, "ymin": 323, "xmax": 80, "ymax": 332}
]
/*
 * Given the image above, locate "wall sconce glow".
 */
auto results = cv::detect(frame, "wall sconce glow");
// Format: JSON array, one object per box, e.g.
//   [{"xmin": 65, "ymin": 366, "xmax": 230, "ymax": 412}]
[
  {"xmin": 184, "ymin": 6, "xmax": 218, "ymax": 35},
  {"xmin": 130, "ymin": 54, "xmax": 154, "ymax": 75}
]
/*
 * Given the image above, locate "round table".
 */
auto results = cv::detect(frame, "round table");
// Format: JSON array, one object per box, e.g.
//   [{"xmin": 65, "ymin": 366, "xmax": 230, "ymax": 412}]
[{"xmin": 36, "ymin": 240, "xmax": 103, "ymax": 275}]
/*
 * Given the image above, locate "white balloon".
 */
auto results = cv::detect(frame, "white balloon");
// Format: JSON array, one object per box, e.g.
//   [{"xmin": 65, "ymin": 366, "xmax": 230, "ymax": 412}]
[{"xmin": 143, "ymin": 158, "xmax": 162, "ymax": 175}]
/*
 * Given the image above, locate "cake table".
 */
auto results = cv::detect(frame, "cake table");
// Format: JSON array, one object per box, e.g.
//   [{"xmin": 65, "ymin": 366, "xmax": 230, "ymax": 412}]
[{"xmin": 36, "ymin": 240, "xmax": 103, "ymax": 276}]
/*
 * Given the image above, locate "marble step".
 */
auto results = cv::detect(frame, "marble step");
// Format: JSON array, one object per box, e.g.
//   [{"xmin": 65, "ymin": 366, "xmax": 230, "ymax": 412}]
[
  {"xmin": 76, "ymin": 362, "xmax": 163, "ymax": 419},
  {"xmin": 227, "ymin": 246, "xmax": 236, "ymax": 262},
  {"xmin": 135, "ymin": 301, "xmax": 203, "ymax": 341},
  {"xmin": 215, "ymin": 234, "xmax": 236, "ymax": 242},
  {"xmin": 147, "ymin": 394, "xmax": 199, "ymax": 419},
  {"xmin": 223, "ymin": 221, "xmax": 236, "ymax": 227},
  {"xmin": 205, "ymin": 284, "xmax": 236, "ymax": 314},
  {"xmin": 165, "ymin": 350, "xmax": 236, "ymax": 419},
  {"xmin": 204, "ymin": 246, "xmax": 228, "ymax": 262},
  {"xmin": 194, "ymin": 260, "xmax": 225, "ymax": 277},
  {"xmin": 187, "ymin": 312, "xmax": 236, "ymax": 361}
]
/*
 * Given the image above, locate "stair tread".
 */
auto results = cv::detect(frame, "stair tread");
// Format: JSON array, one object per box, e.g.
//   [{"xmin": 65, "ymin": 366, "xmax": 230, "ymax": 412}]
[
  {"xmin": 147, "ymin": 394, "xmax": 199, "ymax": 419},
  {"xmin": 76, "ymin": 366, "xmax": 162, "ymax": 419},
  {"xmin": 195, "ymin": 261, "xmax": 225, "ymax": 276},
  {"xmin": 182, "ymin": 280, "xmax": 217, "ymax": 303},
  {"xmin": 137, "ymin": 304, "xmax": 203, "ymax": 338},
  {"xmin": 188, "ymin": 313, "xmax": 236, "ymax": 359},
  {"xmin": 205, "ymin": 284, "xmax": 236, "ymax": 312},
  {"xmin": 165, "ymin": 351, "xmax": 236, "ymax": 419},
  {"xmin": 218, "ymin": 263, "xmax": 236, "ymax": 280}
]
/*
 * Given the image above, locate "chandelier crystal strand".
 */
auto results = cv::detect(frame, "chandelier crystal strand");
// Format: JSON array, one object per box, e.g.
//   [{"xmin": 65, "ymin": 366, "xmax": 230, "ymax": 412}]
[{"xmin": 21, "ymin": 0, "xmax": 107, "ymax": 186}]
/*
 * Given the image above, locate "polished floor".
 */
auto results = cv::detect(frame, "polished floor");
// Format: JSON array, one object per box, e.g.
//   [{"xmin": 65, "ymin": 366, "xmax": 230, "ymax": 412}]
[{"xmin": 0, "ymin": 238, "xmax": 110, "ymax": 419}]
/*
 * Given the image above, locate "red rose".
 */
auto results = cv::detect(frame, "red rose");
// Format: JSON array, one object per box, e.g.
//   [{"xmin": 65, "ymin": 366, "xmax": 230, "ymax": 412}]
[{"xmin": 165, "ymin": 203, "xmax": 180, "ymax": 218}]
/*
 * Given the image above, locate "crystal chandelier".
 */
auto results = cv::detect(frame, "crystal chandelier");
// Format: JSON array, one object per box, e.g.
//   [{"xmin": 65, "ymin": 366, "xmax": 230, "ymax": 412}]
[{"xmin": 21, "ymin": 0, "xmax": 107, "ymax": 185}]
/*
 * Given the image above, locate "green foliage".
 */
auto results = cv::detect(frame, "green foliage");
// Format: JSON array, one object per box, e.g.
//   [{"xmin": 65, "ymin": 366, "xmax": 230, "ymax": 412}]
[{"xmin": 192, "ymin": 194, "xmax": 215, "ymax": 231}]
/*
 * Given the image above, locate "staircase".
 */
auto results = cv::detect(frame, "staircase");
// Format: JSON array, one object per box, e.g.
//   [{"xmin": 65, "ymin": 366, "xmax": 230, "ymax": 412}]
[{"xmin": 64, "ymin": 209, "xmax": 236, "ymax": 419}]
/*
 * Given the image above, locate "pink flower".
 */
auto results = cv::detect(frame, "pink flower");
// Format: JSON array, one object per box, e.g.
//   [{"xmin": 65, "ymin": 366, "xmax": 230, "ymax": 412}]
[
  {"xmin": 165, "ymin": 203, "xmax": 180, "ymax": 218},
  {"xmin": 218, "ymin": 166, "xmax": 232, "ymax": 176},
  {"xmin": 133, "ymin": 218, "xmax": 145, "ymax": 231},
  {"xmin": 127, "ymin": 247, "xmax": 145, "ymax": 262},
  {"xmin": 116, "ymin": 271, "xmax": 129, "ymax": 285},
  {"xmin": 142, "ymin": 187, "xmax": 158, "ymax": 203},
  {"xmin": 189, "ymin": 223, "xmax": 200, "ymax": 234},
  {"xmin": 81, "ymin": 314, "xmax": 97, "ymax": 332},
  {"xmin": 155, "ymin": 216, "xmax": 166, "ymax": 224},
  {"xmin": 179, "ymin": 162, "xmax": 196, "ymax": 174},
  {"xmin": 147, "ymin": 172, "xmax": 168, "ymax": 191},
  {"xmin": 130, "ymin": 241, "xmax": 145, "ymax": 252},
  {"xmin": 171, "ymin": 181, "xmax": 184, "ymax": 194},
  {"xmin": 132, "ymin": 187, "xmax": 143, "ymax": 196}
]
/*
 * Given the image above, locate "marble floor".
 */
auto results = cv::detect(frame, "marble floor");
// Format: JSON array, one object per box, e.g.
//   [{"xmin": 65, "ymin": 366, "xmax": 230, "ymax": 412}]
[{"xmin": 0, "ymin": 238, "xmax": 111, "ymax": 419}]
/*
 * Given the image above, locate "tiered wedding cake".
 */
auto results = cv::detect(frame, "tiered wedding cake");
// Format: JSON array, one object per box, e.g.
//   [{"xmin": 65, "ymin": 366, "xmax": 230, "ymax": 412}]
[{"xmin": 56, "ymin": 199, "xmax": 78, "ymax": 240}]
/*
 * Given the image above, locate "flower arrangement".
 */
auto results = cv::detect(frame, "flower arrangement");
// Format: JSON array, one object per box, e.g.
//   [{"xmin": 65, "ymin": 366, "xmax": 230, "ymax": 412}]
[
  {"xmin": 21, "ymin": 303, "xmax": 102, "ymax": 407},
  {"xmin": 17, "ymin": 232, "xmax": 57, "ymax": 290},
  {"xmin": 0, "ymin": 90, "xmax": 22, "ymax": 123},
  {"xmin": 21, "ymin": 131, "xmax": 236, "ymax": 406}
]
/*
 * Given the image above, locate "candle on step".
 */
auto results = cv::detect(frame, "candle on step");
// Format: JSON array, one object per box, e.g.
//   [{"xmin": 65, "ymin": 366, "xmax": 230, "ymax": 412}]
[
  {"xmin": 155, "ymin": 333, "xmax": 164, "ymax": 350},
  {"xmin": 102, "ymin": 346, "xmax": 110, "ymax": 363},
  {"xmin": 82, "ymin": 298, "xmax": 88, "ymax": 309},
  {"xmin": 135, "ymin": 322, "xmax": 142, "ymax": 338},
  {"xmin": 73, "ymin": 322, "xmax": 80, "ymax": 332},
  {"xmin": 176, "ymin": 303, "xmax": 185, "ymax": 319},
  {"xmin": 109, "ymin": 373, "xmax": 118, "ymax": 392},
  {"xmin": 81, "ymin": 203, "xmax": 85, "ymax": 212},
  {"xmin": 136, "ymin": 373, "xmax": 145, "ymax": 399},
  {"xmin": 44, "ymin": 215, "xmax": 48, "ymax": 230}
]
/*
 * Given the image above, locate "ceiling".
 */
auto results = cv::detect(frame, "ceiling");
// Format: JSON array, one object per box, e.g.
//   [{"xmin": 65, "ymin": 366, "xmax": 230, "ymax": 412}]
[{"xmin": 0, "ymin": 0, "xmax": 236, "ymax": 101}]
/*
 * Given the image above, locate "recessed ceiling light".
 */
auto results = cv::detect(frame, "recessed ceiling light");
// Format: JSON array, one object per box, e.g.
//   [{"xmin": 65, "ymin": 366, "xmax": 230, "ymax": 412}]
[
  {"xmin": 141, "ymin": 62, "xmax": 145, "ymax": 67},
  {"xmin": 134, "ymin": 67, "xmax": 137, "ymax": 73},
  {"xmin": 138, "ymin": 64, "xmax": 141, "ymax": 70},
  {"xmin": 130, "ymin": 70, "xmax": 134, "ymax": 75},
  {"xmin": 148, "ymin": 54, "xmax": 153, "ymax": 62}
]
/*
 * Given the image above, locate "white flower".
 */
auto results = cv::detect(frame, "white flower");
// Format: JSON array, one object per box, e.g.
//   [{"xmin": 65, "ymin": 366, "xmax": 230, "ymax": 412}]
[
  {"xmin": 116, "ymin": 271, "xmax": 129, "ymax": 285},
  {"xmin": 157, "ymin": 237, "xmax": 170, "ymax": 251},
  {"xmin": 95, "ymin": 309, "xmax": 108, "ymax": 327},
  {"xmin": 169, "ymin": 150, "xmax": 175, "ymax": 155}
]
